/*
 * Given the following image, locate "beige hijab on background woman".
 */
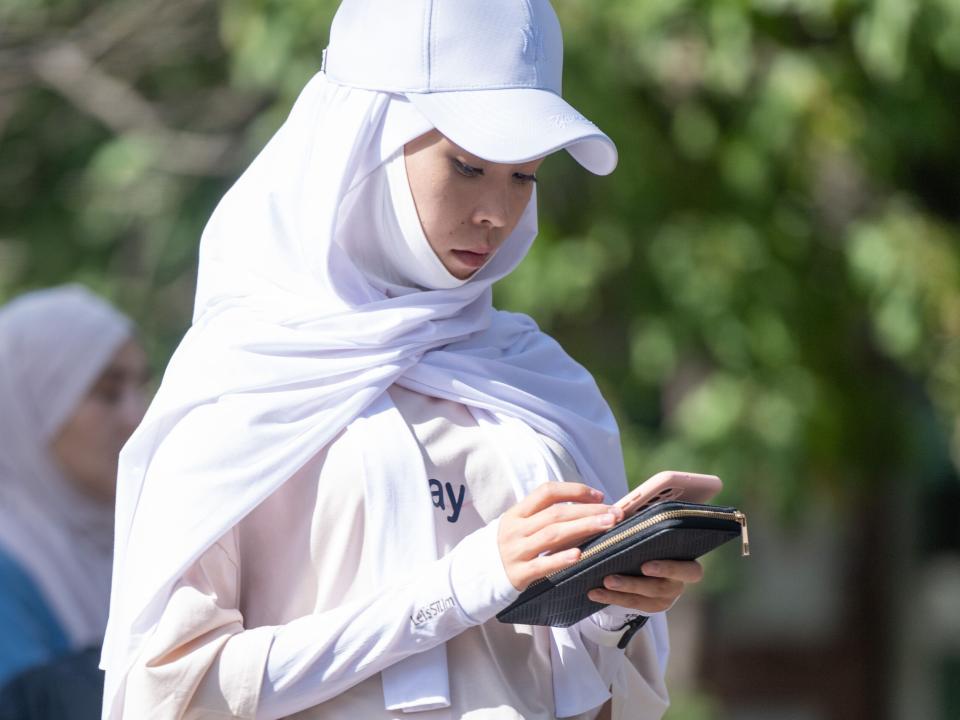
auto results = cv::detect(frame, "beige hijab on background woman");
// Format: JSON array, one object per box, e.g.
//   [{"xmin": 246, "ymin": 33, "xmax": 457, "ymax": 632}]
[{"xmin": 102, "ymin": 1, "xmax": 669, "ymax": 718}]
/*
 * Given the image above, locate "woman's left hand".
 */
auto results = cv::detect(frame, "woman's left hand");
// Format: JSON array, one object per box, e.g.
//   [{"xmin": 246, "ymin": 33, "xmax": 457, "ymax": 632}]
[{"xmin": 586, "ymin": 560, "xmax": 703, "ymax": 613}]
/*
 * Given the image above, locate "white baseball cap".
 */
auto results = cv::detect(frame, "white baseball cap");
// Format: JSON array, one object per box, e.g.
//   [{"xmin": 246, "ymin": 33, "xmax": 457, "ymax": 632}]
[{"xmin": 322, "ymin": 0, "xmax": 618, "ymax": 175}]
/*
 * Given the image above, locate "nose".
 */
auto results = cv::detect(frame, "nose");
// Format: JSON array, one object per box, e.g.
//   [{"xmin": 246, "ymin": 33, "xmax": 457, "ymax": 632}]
[{"xmin": 471, "ymin": 186, "xmax": 510, "ymax": 229}]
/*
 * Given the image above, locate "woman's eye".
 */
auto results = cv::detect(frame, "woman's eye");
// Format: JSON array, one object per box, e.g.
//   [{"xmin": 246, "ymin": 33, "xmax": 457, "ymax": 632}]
[
  {"xmin": 513, "ymin": 172, "xmax": 538, "ymax": 184},
  {"xmin": 90, "ymin": 377, "xmax": 129, "ymax": 406},
  {"xmin": 453, "ymin": 159, "xmax": 482, "ymax": 177},
  {"xmin": 93, "ymin": 387, "xmax": 123, "ymax": 406}
]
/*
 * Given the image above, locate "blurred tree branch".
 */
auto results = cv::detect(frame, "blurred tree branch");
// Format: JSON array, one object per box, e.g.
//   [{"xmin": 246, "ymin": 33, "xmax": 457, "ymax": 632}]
[
  {"xmin": 30, "ymin": 42, "xmax": 232, "ymax": 176},
  {"xmin": 0, "ymin": 0, "xmax": 256, "ymax": 176}
]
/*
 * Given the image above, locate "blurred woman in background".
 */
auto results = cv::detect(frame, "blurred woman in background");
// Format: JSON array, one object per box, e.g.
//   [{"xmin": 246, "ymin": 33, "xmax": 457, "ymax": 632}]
[{"xmin": 0, "ymin": 285, "xmax": 148, "ymax": 693}]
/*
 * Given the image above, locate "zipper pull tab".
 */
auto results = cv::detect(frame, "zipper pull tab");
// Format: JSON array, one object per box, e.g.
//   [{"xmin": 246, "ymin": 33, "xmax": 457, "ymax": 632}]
[{"xmin": 734, "ymin": 511, "xmax": 750, "ymax": 557}]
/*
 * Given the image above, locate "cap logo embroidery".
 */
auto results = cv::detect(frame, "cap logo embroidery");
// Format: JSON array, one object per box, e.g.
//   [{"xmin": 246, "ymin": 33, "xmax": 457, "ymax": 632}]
[
  {"xmin": 521, "ymin": 22, "xmax": 543, "ymax": 63},
  {"xmin": 549, "ymin": 112, "xmax": 594, "ymax": 129}
]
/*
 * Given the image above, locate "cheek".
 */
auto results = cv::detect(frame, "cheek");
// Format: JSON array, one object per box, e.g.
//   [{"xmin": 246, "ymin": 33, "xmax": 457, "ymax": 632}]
[
  {"xmin": 52, "ymin": 403, "xmax": 120, "ymax": 480},
  {"xmin": 506, "ymin": 189, "xmax": 533, "ymax": 232},
  {"xmin": 419, "ymin": 187, "xmax": 473, "ymax": 248}
]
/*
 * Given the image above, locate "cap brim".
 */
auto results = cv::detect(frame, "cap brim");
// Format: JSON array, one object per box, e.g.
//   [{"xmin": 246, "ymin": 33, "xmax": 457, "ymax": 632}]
[{"xmin": 406, "ymin": 87, "xmax": 618, "ymax": 176}]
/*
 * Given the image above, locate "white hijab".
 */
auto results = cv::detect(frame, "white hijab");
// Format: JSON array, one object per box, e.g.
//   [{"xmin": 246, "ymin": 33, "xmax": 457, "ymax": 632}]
[
  {"xmin": 102, "ymin": 73, "xmax": 632, "ymax": 718},
  {"xmin": 0, "ymin": 284, "xmax": 132, "ymax": 649}
]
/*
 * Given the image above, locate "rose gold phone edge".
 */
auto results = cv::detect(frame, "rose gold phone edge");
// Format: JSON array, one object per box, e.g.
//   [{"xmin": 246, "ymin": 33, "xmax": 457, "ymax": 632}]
[{"xmin": 614, "ymin": 471, "xmax": 723, "ymax": 518}]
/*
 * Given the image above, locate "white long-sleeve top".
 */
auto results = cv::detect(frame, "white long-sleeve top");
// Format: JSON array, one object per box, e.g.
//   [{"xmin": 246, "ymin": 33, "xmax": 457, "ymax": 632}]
[{"xmin": 120, "ymin": 386, "xmax": 670, "ymax": 719}]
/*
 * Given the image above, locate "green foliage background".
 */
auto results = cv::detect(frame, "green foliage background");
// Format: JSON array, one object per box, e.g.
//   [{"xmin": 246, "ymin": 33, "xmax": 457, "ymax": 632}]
[{"xmin": 4, "ymin": 0, "xmax": 957, "ymax": 507}]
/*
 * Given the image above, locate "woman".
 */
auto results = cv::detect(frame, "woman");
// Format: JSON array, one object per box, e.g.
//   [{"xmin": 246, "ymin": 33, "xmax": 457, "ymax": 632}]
[
  {"xmin": 0, "ymin": 285, "xmax": 147, "ymax": 687},
  {"xmin": 102, "ymin": 1, "xmax": 704, "ymax": 718}
]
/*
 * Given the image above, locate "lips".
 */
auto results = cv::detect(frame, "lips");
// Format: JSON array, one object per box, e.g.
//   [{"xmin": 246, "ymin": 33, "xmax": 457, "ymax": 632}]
[{"xmin": 451, "ymin": 249, "xmax": 491, "ymax": 269}]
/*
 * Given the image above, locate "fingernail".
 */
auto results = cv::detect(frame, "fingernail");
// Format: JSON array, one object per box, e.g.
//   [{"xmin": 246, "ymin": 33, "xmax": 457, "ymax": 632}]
[
  {"xmin": 591, "ymin": 489, "xmax": 604, "ymax": 500},
  {"xmin": 597, "ymin": 513, "xmax": 616, "ymax": 527},
  {"xmin": 644, "ymin": 562, "xmax": 661, "ymax": 575},
  {"xmin": 588, "ymin": 590, "xmax": 604, "ymax": 602},
  {"xmin": 605, "ymin": 575, "xmax": 623, "ymax": 589}
]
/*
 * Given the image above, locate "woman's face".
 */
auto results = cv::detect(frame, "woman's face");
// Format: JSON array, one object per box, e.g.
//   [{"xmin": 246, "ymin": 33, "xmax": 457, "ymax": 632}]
[
  {"xmin": 50, "ymin": 338, "xmax": 149, "ymax": 504},
  {"xmin": 404, "ymin": 130, "xmax": 543, "ymax": 280}
]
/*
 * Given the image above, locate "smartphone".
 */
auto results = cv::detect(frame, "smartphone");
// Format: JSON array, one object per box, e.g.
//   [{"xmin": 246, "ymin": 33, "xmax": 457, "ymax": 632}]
[{"xmin": 615, "ymin": 471, "xmax": 722, "ymax": 518}]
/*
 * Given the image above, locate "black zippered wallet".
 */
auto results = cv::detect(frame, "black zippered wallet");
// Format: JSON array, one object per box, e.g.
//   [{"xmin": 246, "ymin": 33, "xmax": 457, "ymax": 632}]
[{"xmin": 496, "ymin": 501, "xmax": 749, "ymax": 628}]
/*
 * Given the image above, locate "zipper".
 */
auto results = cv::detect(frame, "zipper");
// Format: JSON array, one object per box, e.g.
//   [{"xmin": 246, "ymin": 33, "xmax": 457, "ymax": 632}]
[
  {"xmin": 734, "ymin": 510, "xmax": 749, "ymax": 556},
  {"xmin": 533, "ymin": 507, "xmax": 750, "ymax": 588}
]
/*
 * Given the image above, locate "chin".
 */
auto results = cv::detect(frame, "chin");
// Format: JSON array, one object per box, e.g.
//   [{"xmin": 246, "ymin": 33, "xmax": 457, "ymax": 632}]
[{"xmin": 451, "ymin": 268, "xmax": 477, "ymax": 281}]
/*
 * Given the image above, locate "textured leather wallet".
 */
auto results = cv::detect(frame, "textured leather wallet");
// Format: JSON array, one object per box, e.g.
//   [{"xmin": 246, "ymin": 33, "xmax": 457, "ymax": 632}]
[{"xmin": 497, "ymin": 501, "xmax": 749, "ymax": 627}]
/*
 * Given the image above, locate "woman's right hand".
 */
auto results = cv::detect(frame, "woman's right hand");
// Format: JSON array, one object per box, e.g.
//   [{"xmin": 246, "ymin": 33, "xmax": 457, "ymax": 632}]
[{"xmin": 498, "ymin": 482, "xmax": 624, "ymax": 591}]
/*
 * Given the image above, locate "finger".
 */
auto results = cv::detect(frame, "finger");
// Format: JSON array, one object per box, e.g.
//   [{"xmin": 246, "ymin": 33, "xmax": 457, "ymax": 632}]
[
  {"xmin": 602, "ymin": 574, "xmax": 683, "ymax": 600},
  {"xmin": 517, "ymin": 547, "xmax": 582, "ymax": 589},
  {"xmin": 512, "ymin": 482, "xmax": 604, "ymax": 518},
  {"xmin": 640, "ymin": 560, "xmax": 704, "ymax": 583},
  {"xmin": 521, "ymin": 510, "xmax": 620, "ymax": 557},
  {"xmin": 586, "ymin": 588, "xmax": 676, "ymax": 614},
  {"xmin": 522, "ymin": 502, "xmax": 622, "ymax": 535}
]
